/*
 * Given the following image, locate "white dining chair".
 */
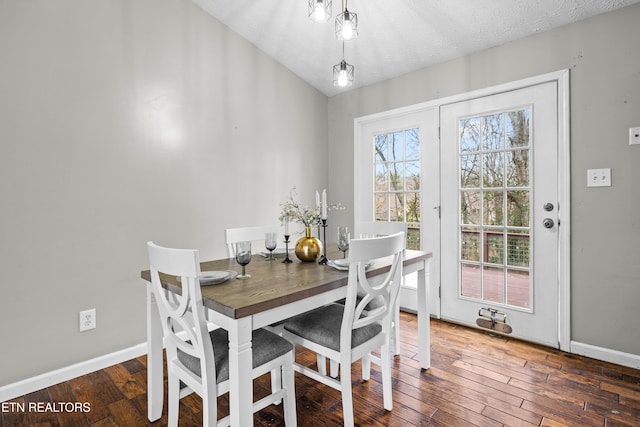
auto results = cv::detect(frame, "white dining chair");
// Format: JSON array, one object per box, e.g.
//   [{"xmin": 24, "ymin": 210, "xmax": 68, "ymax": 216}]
[
  {"xmin": 146, "ymin": 241, "xmax": 297, "ymax": 427},
  {"xmin": 320, "ymin": 221, "xmax": 408, "ymax": 378},
  {"xmin": 283, "ymin": 232, "xmax": 404, "ymax": 427},
  {"xmin": 355, "ymin": 221, "xmax": 408, "ymax": 356},
  {"xmin": 224, "ymin": 224, "xmax": 280, "ymax": 257}
]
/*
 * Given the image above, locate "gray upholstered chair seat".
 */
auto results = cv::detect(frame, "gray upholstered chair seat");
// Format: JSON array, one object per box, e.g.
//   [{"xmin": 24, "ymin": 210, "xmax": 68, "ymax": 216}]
[
  {"xmin": 284, "ymin": 303, "xmax": 382, "ymax": 352},
  {"xmin": 178, "ymin": 328, "xmax": 293, "ymax": 383}
]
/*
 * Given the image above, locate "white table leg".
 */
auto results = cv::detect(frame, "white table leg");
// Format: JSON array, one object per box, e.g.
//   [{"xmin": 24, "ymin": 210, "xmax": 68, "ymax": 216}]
[
  {"xmin": 417, "ymin": 258, "xmax": 431, "ymax": 369},
  {"xmin": 146, "ymin": 285, "xmax": 164, "ymax": 421},
  {"xmin": 228, "ymin": 317, "xmax": 253, "ymax": 427}
]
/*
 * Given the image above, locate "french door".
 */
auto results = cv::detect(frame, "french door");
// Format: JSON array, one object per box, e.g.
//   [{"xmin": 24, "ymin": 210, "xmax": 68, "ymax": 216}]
[
  {"xmin": 354, "ymin": 72, "xmax": 570, "ymax": 349},
  {"xmin": 440, "ymin": 81, "xmax": 562, "ymax": 347},
  {"xmin": 354, "ymin": 107, "xmax": 440, "ymax": 315}
]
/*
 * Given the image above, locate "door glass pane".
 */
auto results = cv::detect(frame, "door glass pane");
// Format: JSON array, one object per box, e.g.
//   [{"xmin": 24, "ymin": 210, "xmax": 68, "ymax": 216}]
[
  {"xmin": 486, "ymin": 230, "xmax": 504, "ymax": 264},
  {"xmin": 405, "ymin": 192, "xmax": 420, "ymax": 222},
  {"xmin": 405, "ymin": 161, "xmax": 420, "ymax": 189},
  {"xmin": 483, "ymin": 114, "xmax": 504, "ymax": 150},
  {"xmin": 375, "ymin": 135, "xmax": 388, "ymax": 162},
  {"xmin": 461, "ymin": 154, "xmax": 480, "ymax": 188},
  {"xmin": 507, "ymin": 269, "xmax": 530, "ymax": 308},
  {"xmin": 507, "ymin": 229, "xmax": 529, "ymax": 267},
  {"xmin": 461, "ymin": 264, "xmax": 481, "ymax": 299},
  {"xmin": 483, "ymin": 191, "xmax": 503, "ymax": 226},
  {"xmin": 458, "ymin": 108, "xmax": 531, "ymax": 309},
  {"xmin": 482, "ymin": 152, "xmax": 504, "ymax": 187},
  {"xmin": 507, "ymin": 190, "xmax": 529, "ymax": 227},
  {"xmin": 406, "ymin": 129, "xmax": 420, "ymax": 159},
  {"xmin": 507, "ymin": 110, "xmax": 530, "ymax": 148},
  {"xmin": 391, "ymin": 131, "xmax": 404, "ymax": 160},
  {"xmin": 373, "ymin": 128, "xmax": 421, "ymax": 250},
  {"xmin": 375, "ymin": 163, "xmax": 388, "ymax": 191},
  {"xmin": 389, "ymin": 162, "xmax": 404, "ymax": 191},
  {"xmin": 390, "ymin": 193, "xmax": 404, "ymax": 222},
  {"xmin": 460, "ymin": 191, "xmax": 481, "ymax": 225},
  {"xmin": 483, "ymin": 266, "xmax": 505, "ymax": 304},
  {"xmin": 507, "ymin": 150, "xmax": 529, "ymax": 187},
  {"xmin": 460, "ymin": 118, "xmax": 481, "ymax": 152},
  {"xmin": 461, "ymin": 227, "xmax": 480, "ymax": 262},
  {"xmin": 375, "ymin": 193, "xmax": 388, "ymax": 221}
]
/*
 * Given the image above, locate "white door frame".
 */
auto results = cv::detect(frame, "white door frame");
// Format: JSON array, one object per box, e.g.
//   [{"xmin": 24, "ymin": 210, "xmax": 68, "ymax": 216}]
[{"xmin": 354, "ymin": 69, "xmax": 570, "ymax": 350}]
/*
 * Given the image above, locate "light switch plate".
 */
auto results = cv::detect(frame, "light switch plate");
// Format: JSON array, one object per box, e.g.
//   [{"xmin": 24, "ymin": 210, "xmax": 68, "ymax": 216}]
[
  {"xmin": 587, "ymin": 168, "xmax": 611, "ymax": 187},
  {"xmin": 630, "ymin": 127, "xmax": 640, "ymax": 145}
]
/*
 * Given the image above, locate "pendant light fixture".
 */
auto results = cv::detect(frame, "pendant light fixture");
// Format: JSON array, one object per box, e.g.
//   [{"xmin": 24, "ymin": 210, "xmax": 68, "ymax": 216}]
[
  {"xmin": 308, "ymin": 0, "xmax": 332, "ymax": 23},
  {"xmin": 333, "ymin": 42, "xmax": 354, "ymax": 87},
  {"xmin": 335, "ymin": 0, "xmax": 358, "ymax": 40}
]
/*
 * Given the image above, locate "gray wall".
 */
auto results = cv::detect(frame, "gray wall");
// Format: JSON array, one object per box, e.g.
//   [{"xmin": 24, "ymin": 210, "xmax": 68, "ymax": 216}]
[
  {"xmin": 0, "ymin": 0, "xmax": 328, "ymax": 386},
  {"xmin": 328, "ymin": 3, "xmax": 640, "ymax": 356}
]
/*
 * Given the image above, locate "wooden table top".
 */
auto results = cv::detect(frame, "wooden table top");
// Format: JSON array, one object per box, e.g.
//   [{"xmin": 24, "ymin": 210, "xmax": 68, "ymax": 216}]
[{"xmin": 141, "ymin": 249, "xmax": 431, "ymax": 320}]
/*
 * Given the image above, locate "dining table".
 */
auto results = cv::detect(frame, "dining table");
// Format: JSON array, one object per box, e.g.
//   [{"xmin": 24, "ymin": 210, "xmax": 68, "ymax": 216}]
[{"xmin": 140, "ymin": 247, "xmax": 432, "ymax": 426}]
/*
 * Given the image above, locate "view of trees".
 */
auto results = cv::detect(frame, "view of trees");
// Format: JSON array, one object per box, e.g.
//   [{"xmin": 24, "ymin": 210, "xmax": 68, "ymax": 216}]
[
  {"xmin": 460, "ymin": 109, "xmax": 531, "ymax": 271},
  {"xmin": 374, "ymin": 128, "xmax": 421, "ymax": 249}
]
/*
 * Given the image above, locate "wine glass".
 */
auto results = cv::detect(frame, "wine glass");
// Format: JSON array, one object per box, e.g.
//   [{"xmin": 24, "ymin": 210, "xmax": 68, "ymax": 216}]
[
  {"xmin": 337, "ymin": 226, "xmax": 350, "ymax": 258},
  {"xmin": 235, "ymin": 241, "xmax": 252, "ymax": 279},
  {"xmin": 265, "ymin": 232, "xmax": 277, "ymax": 260}
]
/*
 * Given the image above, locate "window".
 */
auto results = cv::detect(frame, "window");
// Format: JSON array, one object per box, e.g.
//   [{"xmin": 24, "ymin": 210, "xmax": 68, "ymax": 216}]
[
  {"xmin": 373, "ymin": 128, "xmax": 421, "ymax": 249},
  {"xmin": 458, "ymin": 109, "xmax": 531, "ymax": 308}
]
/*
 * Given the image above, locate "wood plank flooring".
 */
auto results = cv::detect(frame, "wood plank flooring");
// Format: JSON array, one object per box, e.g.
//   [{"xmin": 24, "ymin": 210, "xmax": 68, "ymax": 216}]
[{"xmin": 2, "ymin": 314, "xmax": 640, "ymax": 426}]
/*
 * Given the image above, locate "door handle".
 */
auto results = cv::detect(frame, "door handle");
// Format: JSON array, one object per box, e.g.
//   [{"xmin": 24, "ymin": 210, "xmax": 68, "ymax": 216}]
[{"xmin": 543, "ymin": 218, "xmax": 554, "ymax": 229}]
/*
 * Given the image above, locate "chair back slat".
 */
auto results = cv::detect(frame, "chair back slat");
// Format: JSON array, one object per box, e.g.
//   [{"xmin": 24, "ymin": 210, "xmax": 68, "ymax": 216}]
[{"xmin": 355, "ymin": 221, "xmax": 408, "ymax": 239}]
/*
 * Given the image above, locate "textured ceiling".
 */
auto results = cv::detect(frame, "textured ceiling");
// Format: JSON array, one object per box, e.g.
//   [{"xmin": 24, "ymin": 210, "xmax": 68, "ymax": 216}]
[{"xmin": 193, "ymin": 0, "xmax": 639, "ymax": 97}]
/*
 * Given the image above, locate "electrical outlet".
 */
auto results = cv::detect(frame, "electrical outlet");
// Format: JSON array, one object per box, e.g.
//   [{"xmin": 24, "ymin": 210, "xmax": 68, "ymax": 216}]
[
  {"xmin": 587, "ymin": 168, "xmax": 611, "ymax": 187},
  {"xmin": 79, "ymin": 309, "xmax": 96, "ymax": 332}
]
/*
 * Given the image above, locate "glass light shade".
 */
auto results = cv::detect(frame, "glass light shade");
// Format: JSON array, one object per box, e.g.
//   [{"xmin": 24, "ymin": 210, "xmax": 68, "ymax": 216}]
[
  {"xmin": 335, "ymin": 9, "xmax": 358, "ymax": 40},
  {"xmin": 308, "ymin": 0, "xmax": 332, "ymax": 22},
  {"xmin": 333, "ymin": 60, "xmax": 354, "ymax": 87}
]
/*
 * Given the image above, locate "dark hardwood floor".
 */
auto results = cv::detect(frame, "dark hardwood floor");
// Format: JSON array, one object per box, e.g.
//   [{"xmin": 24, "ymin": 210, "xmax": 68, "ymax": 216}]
[{"xmin": 2, "ymin": 314, "xmax": 640, "ymax": 426}]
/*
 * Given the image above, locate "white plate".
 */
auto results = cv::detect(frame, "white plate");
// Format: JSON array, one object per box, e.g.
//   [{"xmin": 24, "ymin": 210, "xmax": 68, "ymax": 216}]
[
  {"xmin": 178, "ymin": 271, "xmax": 236, "ymax": 285},
  {"xmin": 328, "ymin": 259, "xmax": 371, "ymax": 271},
  {"xmin": 333, "ymin": 259, "xmax": 350, "ymax": 268},
  {"xmin": 201, "ymin": 270, "xmax": 238, "ymax": 285},
  {"xmin": 199, "ymin": 271, "xmax": 229, "ymax": 283}
]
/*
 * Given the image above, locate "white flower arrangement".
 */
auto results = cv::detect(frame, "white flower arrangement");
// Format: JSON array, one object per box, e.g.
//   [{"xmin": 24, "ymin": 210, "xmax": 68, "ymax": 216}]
[{"xmin": 279, "ymin": 187, "xmax": 344, "ymax": 229}]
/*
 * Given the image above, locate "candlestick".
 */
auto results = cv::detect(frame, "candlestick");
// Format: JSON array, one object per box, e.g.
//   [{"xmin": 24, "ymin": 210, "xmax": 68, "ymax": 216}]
[
  {"xmin": 318, "ymin": 219, "xmax": 328, "ymax": 264},
  {"xmin": 282, "ymin": 235, "xmax": 292, "ymax": 263},
  {"xmin": 321, "ymin": 189, "xmax": 327, "ymax": 220}
]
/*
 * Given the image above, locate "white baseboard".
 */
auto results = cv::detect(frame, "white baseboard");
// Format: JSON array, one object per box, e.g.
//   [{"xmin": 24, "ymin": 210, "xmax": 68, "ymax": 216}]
[
  {"xmin": 571, "ymin": 341, "xmax": 640, "ymax": 370},
  {"xmin": 398, "ymin": 284, "xmax": 418, "ymax": 312},
  {"xmin": 0, "ymin": 343, "xmax": 148, "ymax": 403}
]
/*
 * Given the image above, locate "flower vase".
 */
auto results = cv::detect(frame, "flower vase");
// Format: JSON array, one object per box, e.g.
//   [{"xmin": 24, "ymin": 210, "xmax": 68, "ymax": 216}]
[{"xmin": 295, "ymin": 227, "xmax": 322, "ymax": 262}]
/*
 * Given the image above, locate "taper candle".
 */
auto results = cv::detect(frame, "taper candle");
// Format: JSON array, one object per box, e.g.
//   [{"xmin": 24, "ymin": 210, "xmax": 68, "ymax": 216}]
[{"xmin": 321, "ymin": 189, "xmax": 327, "ymax": 220}]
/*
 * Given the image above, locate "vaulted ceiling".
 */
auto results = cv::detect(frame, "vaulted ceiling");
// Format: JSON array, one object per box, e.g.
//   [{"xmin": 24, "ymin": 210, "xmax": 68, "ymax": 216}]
[{"xmin": 193, "ymin": 0, "xmax": 640, "ymax": 97}]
